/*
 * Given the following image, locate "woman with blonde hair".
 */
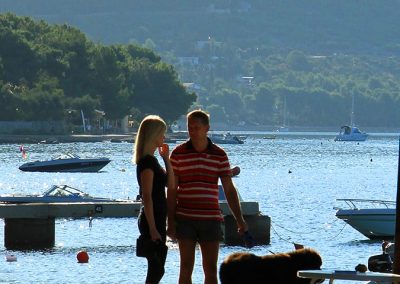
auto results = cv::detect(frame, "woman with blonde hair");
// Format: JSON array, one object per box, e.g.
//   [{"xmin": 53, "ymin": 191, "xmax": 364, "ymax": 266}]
[{"xmin": 133, "ymin": 115, "xmax": 174, "ymax": 284}]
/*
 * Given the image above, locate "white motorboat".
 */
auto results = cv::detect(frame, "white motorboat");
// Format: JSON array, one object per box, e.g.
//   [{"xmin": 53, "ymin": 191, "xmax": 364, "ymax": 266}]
[
  {"xmin": 0, "ymin": 184, "xmax": 133, "ymax": 203},
  {"xmin": 210, "ymin": 133, "xmax": 245, "ymax": 144},
  {"xmin": 334, "ymin": 93, "xmax": 368, "ymax": 141},
  {"xmin": 19, "ymin": 153, "xmax": 111, "ymax": 172},
  {"xmin": 334, "ymin": 125, "xmax": 368, "ymax": 142},
  {"xmin": 335, "ymin": 199, "xmax": 395, "ymax": 239}
]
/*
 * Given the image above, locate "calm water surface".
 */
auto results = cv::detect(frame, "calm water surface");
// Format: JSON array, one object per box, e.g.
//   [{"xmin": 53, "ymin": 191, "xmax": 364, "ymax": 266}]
[{"xmin": 0, "ymin": 134, "xmax": 399, "ymax": 283}]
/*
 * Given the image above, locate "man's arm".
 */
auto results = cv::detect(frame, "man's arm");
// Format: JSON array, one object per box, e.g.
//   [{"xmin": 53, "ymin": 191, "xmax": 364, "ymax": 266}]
[{"xmin": 220, "ymin": 175, "xmax": 247, "ymax": 234}]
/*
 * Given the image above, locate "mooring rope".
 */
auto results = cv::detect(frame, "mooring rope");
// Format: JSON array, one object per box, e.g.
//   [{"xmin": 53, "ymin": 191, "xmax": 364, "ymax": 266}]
[{"xmin": 270, "ymin": 218, "xmax": 347, "ymax": 243}]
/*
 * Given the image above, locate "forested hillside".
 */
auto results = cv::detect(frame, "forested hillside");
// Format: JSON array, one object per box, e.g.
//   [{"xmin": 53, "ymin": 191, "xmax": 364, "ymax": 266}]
[
  {"xmin": 1, "ymin": 0, "xmax": 400, "ymax": 129},
  {"xmin": 0, "ymin": 14, "xmax": 195, "ymax": 129},
  {"xmin": 2, "ymin": 0, "xmax": 399, "ymax": 55}
]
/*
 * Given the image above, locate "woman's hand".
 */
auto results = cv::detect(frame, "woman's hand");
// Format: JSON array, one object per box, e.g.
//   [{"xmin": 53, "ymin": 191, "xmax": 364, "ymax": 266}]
[
  {"xmin": 150, "ymin": 228, "xmax": 162, "ymax": 242},
  {"xmin": 158, "ymin": 143, "xmax": 169, "ymax": 159},
  {"xmin": 167, "ymin": 224, "xmax": 176, "ymax": 241}
]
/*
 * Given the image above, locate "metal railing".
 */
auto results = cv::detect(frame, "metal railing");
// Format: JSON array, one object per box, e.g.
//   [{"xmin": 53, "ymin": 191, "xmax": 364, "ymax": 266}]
[{"xmin": 335, "ymin": 198, "xmax": 396, "ymax": 210}]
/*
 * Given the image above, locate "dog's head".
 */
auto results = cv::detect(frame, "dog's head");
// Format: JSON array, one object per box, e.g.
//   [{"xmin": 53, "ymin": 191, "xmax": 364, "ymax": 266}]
[
  {"xmin": 285, "ymin": 248, "xmax": 323, "ymax": 284},
  {"xmin": 219, "ymin": 252, "xmax": 261, "ymax": 284},
  {"xmin": 289, "ymin": 248, "xmax": 322, "ymax": 270}
]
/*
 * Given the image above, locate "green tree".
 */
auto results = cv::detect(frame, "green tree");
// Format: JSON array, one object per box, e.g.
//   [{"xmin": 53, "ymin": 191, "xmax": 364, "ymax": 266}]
[
  {"xmin": 206, "ymin": 104, "xmax": 226, "ymax": 122},
  {"xmin": 286, "ymin": 50, "xmax": 311, "ymax": 72},
  {"xmin": 0, "ymin": 20, "xmax": 39, "ymax": 83},
  {"xmin": 91, "ymin": 45, "xmax": 130, "ymax": 120},
  {"xmin": 249, "ymin": 85, "xmax": 277, "ymax": 124},
  {"xmin": 129, "ymin": 60, "xmax": 196, "ymax": 123},
  {"xmin": 0, "ymin": 82, "xmax": 20, "ymax": 120}
]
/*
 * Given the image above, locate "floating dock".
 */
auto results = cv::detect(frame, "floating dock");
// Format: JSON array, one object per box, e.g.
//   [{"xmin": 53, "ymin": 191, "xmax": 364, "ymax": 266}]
[{"xmin": 0, "ymin": 201, "xmax": 270, "ymax": 249}]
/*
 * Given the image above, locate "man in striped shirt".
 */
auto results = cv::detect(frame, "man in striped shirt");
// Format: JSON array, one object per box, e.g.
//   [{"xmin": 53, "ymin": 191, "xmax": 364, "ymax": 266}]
[{"xmin": 167, "ymin": 109, "xmax": 247, "ymax": 284}]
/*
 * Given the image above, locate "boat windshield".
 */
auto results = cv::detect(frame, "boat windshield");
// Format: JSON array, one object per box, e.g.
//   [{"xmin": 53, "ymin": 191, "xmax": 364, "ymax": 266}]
[
  {"xmin": 343, "ymin": 126, "xmax": 351, "ymax": 134},
  {"xmin": 56, "ymin": 153, "xmax": 81, "ymax": 159},
  {"xmin": 43, "ymin": 185, "xmax": 89, "ymax": 197}
]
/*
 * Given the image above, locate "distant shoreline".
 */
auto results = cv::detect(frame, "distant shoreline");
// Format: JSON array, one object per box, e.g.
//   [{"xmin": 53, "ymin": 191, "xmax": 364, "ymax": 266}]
[
  {"xmin": 0, "ymin": 134, "xmax": 135, "ymax": 144},
  {"xmin": 1, "ymin": 128, "xmax": 399, "ymax": 144}
]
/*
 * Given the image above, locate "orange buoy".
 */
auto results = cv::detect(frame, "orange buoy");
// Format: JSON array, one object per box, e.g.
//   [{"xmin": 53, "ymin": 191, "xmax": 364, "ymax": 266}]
[{"xmin": 77, "ymin": 251, "xmax": 89, "ymax": 263}]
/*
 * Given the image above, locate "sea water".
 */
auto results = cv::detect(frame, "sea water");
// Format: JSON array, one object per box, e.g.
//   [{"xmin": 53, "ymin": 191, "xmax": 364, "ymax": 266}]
[{"xmin": 0, "ymin": 133, "xmax": 399, "ymax": 283}]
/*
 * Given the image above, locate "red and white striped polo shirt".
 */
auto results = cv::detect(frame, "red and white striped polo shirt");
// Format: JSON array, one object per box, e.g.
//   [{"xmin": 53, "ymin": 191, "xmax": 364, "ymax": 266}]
[{"xmin": 170, "ymin": 139, "xmax": 231, "ymax": 221}]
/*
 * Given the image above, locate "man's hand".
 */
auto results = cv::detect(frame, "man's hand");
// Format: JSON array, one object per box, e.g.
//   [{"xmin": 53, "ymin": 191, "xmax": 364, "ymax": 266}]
[{"xmin": 236, "ymin": 219, "xmax": 248, "ymax": 235}]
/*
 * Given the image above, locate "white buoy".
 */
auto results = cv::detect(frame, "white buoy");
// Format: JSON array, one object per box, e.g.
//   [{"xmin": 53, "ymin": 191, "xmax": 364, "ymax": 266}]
[{"xmin": 6, "ymin": 254, "xmax": 17, "ymax": 262}]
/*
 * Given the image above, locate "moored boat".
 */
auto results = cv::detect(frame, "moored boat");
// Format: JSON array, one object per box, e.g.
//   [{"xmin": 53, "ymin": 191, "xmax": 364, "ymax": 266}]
[
  {"xmin": 19, "ymin": 153, "xmax": 111, "ymax": 172},
  {"xmin": 0, "ymin": 184, "xmax": 133, "ymax": 203},
  {"xmin": 335, "ymin": 198, "xmax": 395, "ymax": 239},
  {"xmin": 209, "ymin": 133, "xmax": 245, "ymax": 144},
  {"xmin": 263, "ymin": 136, "xmax": 276, "ymax": 140},
  {"xmin": 334, "ymin": 93, "xmax": 368, "ymax": 141},
  {"xmin": 334, "ymin": 125, "xmax": 368, "ymax": 142}
]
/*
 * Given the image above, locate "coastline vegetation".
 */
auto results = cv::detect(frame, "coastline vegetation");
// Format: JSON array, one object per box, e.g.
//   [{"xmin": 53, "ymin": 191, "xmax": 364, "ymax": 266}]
[{"xmin": 0, "ymin": 13, "xmax": 196, "ymax": 131}]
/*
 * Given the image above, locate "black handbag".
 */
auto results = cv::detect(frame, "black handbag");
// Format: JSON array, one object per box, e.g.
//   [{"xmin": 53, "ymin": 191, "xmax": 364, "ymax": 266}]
[{"xmin": 136, "ymin": 235, "xmax": 167, "ymax": 258}]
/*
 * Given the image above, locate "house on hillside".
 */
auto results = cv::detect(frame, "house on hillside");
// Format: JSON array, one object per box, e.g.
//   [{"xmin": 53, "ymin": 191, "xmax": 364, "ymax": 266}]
[{"xmin": 182, "ymin": 82, "xmax": 202, "ymax": 91}]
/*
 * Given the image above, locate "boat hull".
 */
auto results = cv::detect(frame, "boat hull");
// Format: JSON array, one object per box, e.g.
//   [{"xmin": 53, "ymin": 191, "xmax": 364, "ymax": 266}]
[
  {"xmin": 0, "ymin": 184, "xmax": 131, "ymax": 203},
  {"xmin": 334, "ymin": 126, "xmax": 368, "ymax": 142},
  {"xmin": 211, "ymin": 139, "xmax": 244, "ymax": 144},
  {"xmin": 19, "ymin": 158, "xmax": 110, "ymax": 173},
  {"xmin": 336, "ymin": 209, "xmax": 395, "ymax": 239},
  {"xmin": 0, "ymin": 196, "xmax": 121, "ymax": 203},
  {"xmin": 334, "ymin": 134, "xmax": 368, "ymax": 142},
  {"xmin": 209, "ymin": 133, "xmax": 245, "ymax": 144}
]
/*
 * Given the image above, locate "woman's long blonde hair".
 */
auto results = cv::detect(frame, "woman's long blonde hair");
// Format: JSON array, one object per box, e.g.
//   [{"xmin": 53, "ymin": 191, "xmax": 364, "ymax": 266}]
[{"xmin": 133, "ymin": 115, "xmax": 167, "ymax": 164}]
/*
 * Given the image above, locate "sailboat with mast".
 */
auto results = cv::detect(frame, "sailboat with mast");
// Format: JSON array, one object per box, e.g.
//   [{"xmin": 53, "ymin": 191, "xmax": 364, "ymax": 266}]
[
  {"xmin": 334, "ymin": 94, "xmax": 368, "ymax": 141},
  {"xmin": 276, "ymin": 95, "xmax": 289, "ymax": 132}
]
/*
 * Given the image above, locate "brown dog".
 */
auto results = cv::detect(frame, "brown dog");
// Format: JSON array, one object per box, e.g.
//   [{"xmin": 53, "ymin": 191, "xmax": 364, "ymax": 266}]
[{"xmin": 219, "ymin": 248, "xmax": 322, "ymax": 284}]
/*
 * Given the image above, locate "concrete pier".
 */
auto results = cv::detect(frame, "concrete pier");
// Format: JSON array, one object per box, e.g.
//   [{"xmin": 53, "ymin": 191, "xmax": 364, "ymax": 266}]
[
  {"xmin": 5, "ymin": 218, "xmax": 55, "ymax": 249},
  {"xmin": 223, "ymin": 215, "xmax": 271, "ymax": 246},
  {"xmin": 0, "ymin": 201, "xmax": 270, "ymax": 249},
  {"xmin": 0, "ymin": 201, "xmax": 141, "ymax": 219},
  {"xmin": 0, "ymin": 201, "xmax": 141, "ymax": 249}
]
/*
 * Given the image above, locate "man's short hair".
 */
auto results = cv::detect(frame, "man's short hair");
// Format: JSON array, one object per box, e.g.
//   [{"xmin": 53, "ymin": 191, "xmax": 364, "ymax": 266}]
[{"xmin": 187, "ymin": 109, "xmax": 210, "ymax": 126}]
